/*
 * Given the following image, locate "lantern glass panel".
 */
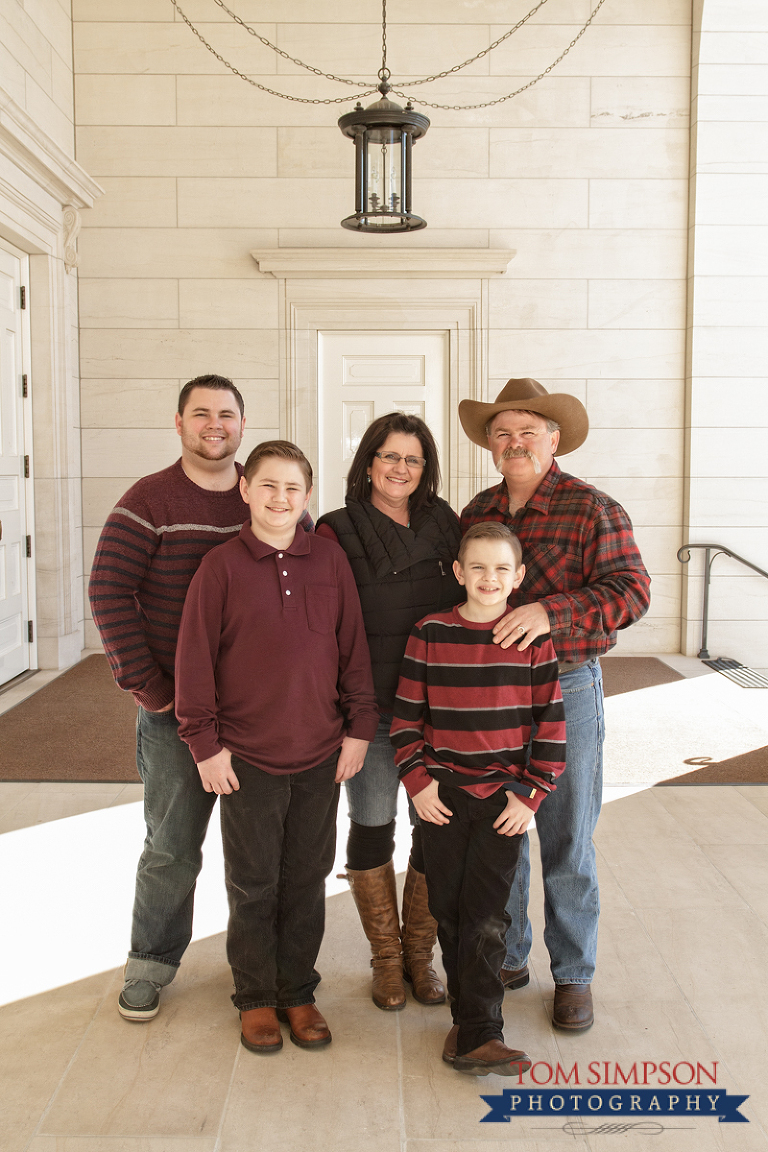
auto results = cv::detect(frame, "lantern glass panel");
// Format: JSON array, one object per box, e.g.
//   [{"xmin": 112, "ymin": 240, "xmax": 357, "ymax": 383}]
[{"xmin": 366, "ymin": 128, "xmax": 402, "ymax": 216}]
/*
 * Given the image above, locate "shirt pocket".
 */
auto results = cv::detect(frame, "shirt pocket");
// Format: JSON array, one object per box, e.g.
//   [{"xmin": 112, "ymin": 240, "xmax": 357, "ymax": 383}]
[
  {"xmin": 520, "ymin": 542, "xmax": 580, "ymax": 598},
  {"xmin": 306, "ymin": 586, "xmax": 338, "ymax": 634}
]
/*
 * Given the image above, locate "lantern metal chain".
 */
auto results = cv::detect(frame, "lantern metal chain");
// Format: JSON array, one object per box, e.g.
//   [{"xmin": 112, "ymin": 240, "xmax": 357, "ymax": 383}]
[
  {"xmin": 393, "ymin": 0, "xmax": 608, "ymax": 109},
  {"xmin": 379, "ymin": 0, "xmax": 390, "ymax": 84},
  {"xmin": 396, "ymin": 0, "xmax": 551, "ymax": 88},
  {"xmin": 171, "ymin": 0, "xmax": 608, "ymax": 108},
  {"xmin": 209, "ymin": 0, "xmax": 364, "ymax": 87},
  {"xmin": 170, "ymin": 0, "xmax": 375, "ymax": 103}
]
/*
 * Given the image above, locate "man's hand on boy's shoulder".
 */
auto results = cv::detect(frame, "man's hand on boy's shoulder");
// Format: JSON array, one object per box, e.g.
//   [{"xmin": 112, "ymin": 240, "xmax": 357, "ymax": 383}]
[
  {"xmin": 197, "ymin": 748, "xmax": 240, "ymax": 794},
  {"xmin": 493, "ymin": 601, "xmax": 551, "ymax": 651},
  {"xmin": 412, "ymin": 778, "xmax": 453, "ymax": 826},
  {"xmin": 494, "ymin": 791, "xmax": 534, "ymax": 836},
  {"xmin": 335, "ymin": 736, "xmax": 369, "ymax": 782}
]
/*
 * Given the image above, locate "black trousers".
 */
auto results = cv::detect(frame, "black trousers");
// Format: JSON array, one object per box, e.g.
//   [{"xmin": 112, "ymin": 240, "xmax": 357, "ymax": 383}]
[
  {"xmin": 221, "ymin": 752, "xmax": 340, "ymax": 1011},
  {"xmin": 421, "ymin": 785, "xmax": 524, "ymax": 1056}
]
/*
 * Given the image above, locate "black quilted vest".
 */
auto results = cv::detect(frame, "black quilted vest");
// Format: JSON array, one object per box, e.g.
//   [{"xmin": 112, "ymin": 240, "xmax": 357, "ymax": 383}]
[{"xmin": 317, "ymin": 497, "xmax": 464, "ymax": 711}]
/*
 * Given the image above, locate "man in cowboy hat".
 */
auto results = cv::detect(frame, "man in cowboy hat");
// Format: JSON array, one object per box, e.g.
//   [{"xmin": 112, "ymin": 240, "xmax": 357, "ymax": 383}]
[{"xmin": 459, "ymin": 378, "xmax": 650, "ymax": 1032}]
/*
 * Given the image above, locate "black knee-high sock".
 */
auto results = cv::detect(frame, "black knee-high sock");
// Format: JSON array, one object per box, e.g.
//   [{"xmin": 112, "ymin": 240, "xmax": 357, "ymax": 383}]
[{"xmin": 346, "ymin": 819, "xmax": 396, "ymax": 871}]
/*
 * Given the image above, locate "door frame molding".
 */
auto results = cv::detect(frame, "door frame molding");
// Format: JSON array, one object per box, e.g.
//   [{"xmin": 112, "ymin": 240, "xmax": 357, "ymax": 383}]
[
  {"xmin": 285, "ymin": 295, "xmax": 485, "ymax": 519},
  {"xmin": 253, "ymin": 249, "xmax": 515, "ymax": 517},
  {"xmin": 0, "ymin": 237, "xmax": 36, "ymax": 680}
]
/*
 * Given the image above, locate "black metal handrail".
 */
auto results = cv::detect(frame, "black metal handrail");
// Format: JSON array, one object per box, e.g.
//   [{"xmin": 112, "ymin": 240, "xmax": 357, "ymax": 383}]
[{"xmin": 677, "ymin": 543, "xmax": 768, "ymax": 659}]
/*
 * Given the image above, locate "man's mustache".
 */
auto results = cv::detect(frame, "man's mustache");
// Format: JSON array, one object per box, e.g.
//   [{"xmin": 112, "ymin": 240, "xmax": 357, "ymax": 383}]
[{"xmin": 500, "ymin": 447, "xmax": 542, "ymax": 475}]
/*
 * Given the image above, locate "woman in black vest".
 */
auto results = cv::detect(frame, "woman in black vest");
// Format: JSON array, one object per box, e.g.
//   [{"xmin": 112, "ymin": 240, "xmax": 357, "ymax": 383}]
[{"xmin": 316, "ymin": 413, "xmax": 463, "ymax": 1011}]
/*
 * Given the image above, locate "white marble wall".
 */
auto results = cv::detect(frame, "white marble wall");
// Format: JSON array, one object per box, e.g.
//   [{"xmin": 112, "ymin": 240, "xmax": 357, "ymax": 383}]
[
  {"xmin": 0, "ymin": 0, "xmax": 75, "ymax": 154},
  {"xmin": 0, "ymin": 0, "xmax": 98, "ymax": 670},
  {"xmin": 74, "ymin": 0, "xmax": 695, "ymax": 655},
  {"xmin": 684, "ymin": 0, "xmax": 768, "ymax": 668}
]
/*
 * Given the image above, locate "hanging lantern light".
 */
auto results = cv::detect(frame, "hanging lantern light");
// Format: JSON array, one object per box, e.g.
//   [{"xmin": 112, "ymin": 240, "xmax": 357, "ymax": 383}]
[{"xmin": 338, "ymin": 76, "xmax": 430, "ymax": 233}]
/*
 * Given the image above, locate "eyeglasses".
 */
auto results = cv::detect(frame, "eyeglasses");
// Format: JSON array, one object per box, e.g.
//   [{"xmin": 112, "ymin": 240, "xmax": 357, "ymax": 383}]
[{"xmin": 374, "ymin": 451, "xmax": 426, "ymax": 469}]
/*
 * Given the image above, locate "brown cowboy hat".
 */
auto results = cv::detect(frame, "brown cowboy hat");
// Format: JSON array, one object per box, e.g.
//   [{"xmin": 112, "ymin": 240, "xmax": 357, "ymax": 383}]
[{"xmin": 459, "ymin": 378, "xmax": 588, "ymax": 456}]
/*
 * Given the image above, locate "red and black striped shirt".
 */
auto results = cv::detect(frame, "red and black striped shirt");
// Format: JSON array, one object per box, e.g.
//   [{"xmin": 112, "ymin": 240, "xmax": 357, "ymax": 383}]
[
  {"xmin": 460, "ymin": 461, "xmax": 650, "ymax": 664},
  {"xmin": 391, "ymin": 607, "xmax": 566, "ymax": 812}
]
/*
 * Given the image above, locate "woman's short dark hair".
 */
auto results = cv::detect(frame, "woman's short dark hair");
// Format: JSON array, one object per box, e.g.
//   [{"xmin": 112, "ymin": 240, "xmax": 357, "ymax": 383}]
[{"xmin": 346, "ymin": 412, "xmax": 442, "ymax": 507}]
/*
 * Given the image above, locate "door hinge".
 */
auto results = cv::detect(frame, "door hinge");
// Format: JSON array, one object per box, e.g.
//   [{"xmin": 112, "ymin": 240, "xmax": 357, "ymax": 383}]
[
  {"xmin": 27, "ymin": 621, "xmax": 34, "ymax": 643},
  {"xmin": 24, "ymin": 455, "xmax": 30, "ymax": 478},
  {"xmin": 26, "ymin": 535, "xmax": 32, "ymax": 558},
  {"xmin": 19, "ymin": 286, "xmax": 26, "ymax": 309},
  {"xmin": 22, "ymin": 374, "xmax": 28, "ymax": 398}
]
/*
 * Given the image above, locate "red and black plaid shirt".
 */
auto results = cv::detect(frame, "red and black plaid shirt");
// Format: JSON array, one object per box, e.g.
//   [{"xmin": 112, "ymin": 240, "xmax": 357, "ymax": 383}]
[{"xmin": 460, "ymin": 461, "xmax": 650, "ymax": 664}]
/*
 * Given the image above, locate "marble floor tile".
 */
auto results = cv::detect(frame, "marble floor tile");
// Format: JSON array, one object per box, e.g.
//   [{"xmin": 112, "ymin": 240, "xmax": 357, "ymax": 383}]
[
  {"xmin": 0, "ymin": 791, "xmax": 136, "ymax": 834},
  {"xmin": 32, "ymin": 783, "xmax": 128, "ymax": 795},
  {"xmin": 736, "ymin": 785, "xmax": 768, "ymax": 819},
  {"xmin": 0, "ymin": 970, "xmax": 114, "ymax": 1152},
  {"xmin": 587, "ymin": 903, "xmax": 681, "ymax": 1001},
  {"xmin": 218, "ymin": 995, "xmax": 402, "ymax": 1152},
  {"xmin": 406, "ymin": 1143, "xmax": 591, "ymax": 1151},
  {"xmin": 0, "ymin": 781, "xmax": 35, "ymax": 816},
  {"xmin": 652, "ymin": 785, "xmax": 768, "ymax": 846},
  {"xmin": 401, "ymin": 994, "xmax": 565, "ymax": 1144},
  {"xmin": 594, "ymin": 791, "xmax": 745, "ymax": 911},
  {"xmin": 109, "ymin": 784, "xmax": 145, "ymax": 807},
  {"xmin": 28, "ymin": 1140, "xmax": 218, "ymax": 1152},
  {"xmin": 636, "ymin": 905, "xmax": 768, "ymax": 1011},
  {"xmin": 4, "ymin": 778, "xmax": 767, "ymax": 1152},
  {"xmin": 40, "ymin": 943, "xmax": 236, "ymax": 1140},
  {"xmin": 700, "ymin": 843, "xmax": 768, "ymax": 927}
]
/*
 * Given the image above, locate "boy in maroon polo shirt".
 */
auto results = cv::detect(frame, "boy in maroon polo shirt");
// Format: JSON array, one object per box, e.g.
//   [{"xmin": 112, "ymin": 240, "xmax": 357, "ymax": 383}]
[{"xmin": 175, "ymin": 441, "xmax": 378, "ymax": 1055}]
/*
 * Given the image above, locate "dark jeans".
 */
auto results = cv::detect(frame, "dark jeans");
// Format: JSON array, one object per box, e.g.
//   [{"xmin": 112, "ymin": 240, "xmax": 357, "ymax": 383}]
[
  {"xmin": 222, "ymin": 752, "xmax": 340, "ymax": 1011},
  {"xmin": 421, "ymin": 785, "xmax": 524, "ymax": 1057},
  {"xmin": 128, "ymin": 707, "xmax": 218, "ymax": 984}
]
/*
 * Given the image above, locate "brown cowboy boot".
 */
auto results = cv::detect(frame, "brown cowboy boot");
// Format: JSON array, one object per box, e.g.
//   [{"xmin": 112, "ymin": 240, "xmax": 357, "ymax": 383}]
[
  {"xmin": 346, "ymin": 861, "xmax": 406, "ymax": 1011},
  {"xmin": 401, "ymin": 864, "xmax": 446, "ymax": 1005}
]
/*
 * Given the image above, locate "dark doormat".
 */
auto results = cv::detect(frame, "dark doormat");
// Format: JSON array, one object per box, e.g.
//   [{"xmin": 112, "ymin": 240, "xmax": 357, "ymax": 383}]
[
  {"xmin": 0, "ymin": 655, "xmax": 140, "ymax": 783},
  {"xmin": 655, "ymin": 745, "xmax": 768, "ymax": 786},
  {"xmin": 600, "ymin": 657, "xmax": 684, "ymax": 698}
]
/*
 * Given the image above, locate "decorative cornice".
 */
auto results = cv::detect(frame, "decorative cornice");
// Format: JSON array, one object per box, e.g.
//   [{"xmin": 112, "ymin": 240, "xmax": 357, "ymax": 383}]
[
  {"xmin": 251, "ymin": 248, "xmax": 515, "ymax": 279},
  {"xmin": 0, "ymin": 85, "xmax": 103, "ymax": 210}
]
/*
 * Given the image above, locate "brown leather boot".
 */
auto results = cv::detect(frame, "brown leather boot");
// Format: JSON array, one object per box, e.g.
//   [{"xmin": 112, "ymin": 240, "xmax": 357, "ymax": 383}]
[
  {"xmin": 401, "ymin": 865, "xmax": 446, "ymax": 1005},
  {"xmin": 347, "ymin": 861, "xmax": 406, "ymax": 1011}
]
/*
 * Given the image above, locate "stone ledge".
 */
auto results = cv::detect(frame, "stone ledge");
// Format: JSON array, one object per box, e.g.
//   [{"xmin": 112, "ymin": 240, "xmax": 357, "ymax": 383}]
[
  {"xmin": 0, "ymin": 85, "xmax": 103, "ymax": 210},
  {"xmin": 251, "ymin": 247, "xmax": 515, "ymax": 279}
]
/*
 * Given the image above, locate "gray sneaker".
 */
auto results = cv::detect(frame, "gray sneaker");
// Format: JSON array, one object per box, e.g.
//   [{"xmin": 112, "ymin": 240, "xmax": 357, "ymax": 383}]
[{"xmin": 118, "ymin": 979, "xmax": 163, "ymax": 1021}]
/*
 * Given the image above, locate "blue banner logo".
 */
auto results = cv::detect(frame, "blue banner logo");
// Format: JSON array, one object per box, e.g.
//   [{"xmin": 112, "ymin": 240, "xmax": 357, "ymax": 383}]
[{"xmin": 480, "ymin": 1089, "xmax": 749, "ymax": 1124}]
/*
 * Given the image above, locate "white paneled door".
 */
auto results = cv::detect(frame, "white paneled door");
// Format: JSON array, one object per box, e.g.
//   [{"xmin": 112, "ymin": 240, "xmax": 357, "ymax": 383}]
[
  {"xmin": 317, "ymin": 330, "xmax": 448, "ymax": 516},
  {"xmin": 0, "ymin": 244, "xmax": 31, "ymax": 686}
]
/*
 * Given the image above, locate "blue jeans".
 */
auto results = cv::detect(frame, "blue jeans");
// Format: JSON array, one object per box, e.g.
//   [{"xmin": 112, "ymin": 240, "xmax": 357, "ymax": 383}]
[
  {"xmin": 126, "ymin": 707, "xmax": 218, "ymax": 985},
  {"xmin": 503, "ymin": 659, "xmax": 604, "ymax": 985},
  {"xmin": 345, "ymin": 713, "xmax": 415, "ymax": 826}
]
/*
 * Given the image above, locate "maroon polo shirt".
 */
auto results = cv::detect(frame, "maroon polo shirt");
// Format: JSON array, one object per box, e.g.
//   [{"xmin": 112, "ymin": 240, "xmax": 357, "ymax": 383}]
[{"xmin": 175, "ymin": 523, "xmax": 379, "ymax": 773}]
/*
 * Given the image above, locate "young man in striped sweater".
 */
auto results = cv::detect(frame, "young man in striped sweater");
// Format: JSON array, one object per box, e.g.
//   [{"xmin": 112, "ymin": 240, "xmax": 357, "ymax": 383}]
[
  {"xmin": 89, "ymin": 375, "xmax": 311, "ymax": 1022},
  {"xmin": 390, "ymin": 522, "xmax": 566, "ymax": 1077}
]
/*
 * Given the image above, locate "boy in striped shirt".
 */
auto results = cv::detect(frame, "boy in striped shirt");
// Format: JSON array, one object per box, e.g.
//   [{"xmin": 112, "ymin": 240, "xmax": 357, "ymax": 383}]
[{"xmin": 390, "ymin": 522, "xmax": 566, "ymax": 1076}]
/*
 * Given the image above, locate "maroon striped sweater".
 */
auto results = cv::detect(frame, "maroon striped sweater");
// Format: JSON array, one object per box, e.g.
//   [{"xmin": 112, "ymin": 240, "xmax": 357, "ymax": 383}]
[
  {"xmin": 88, "ymin": 461, "xmax": 252, "ymax": 711},
  {"xmin": 390, "ymin": 606, "xmax": 566, "ymax": 812}
]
